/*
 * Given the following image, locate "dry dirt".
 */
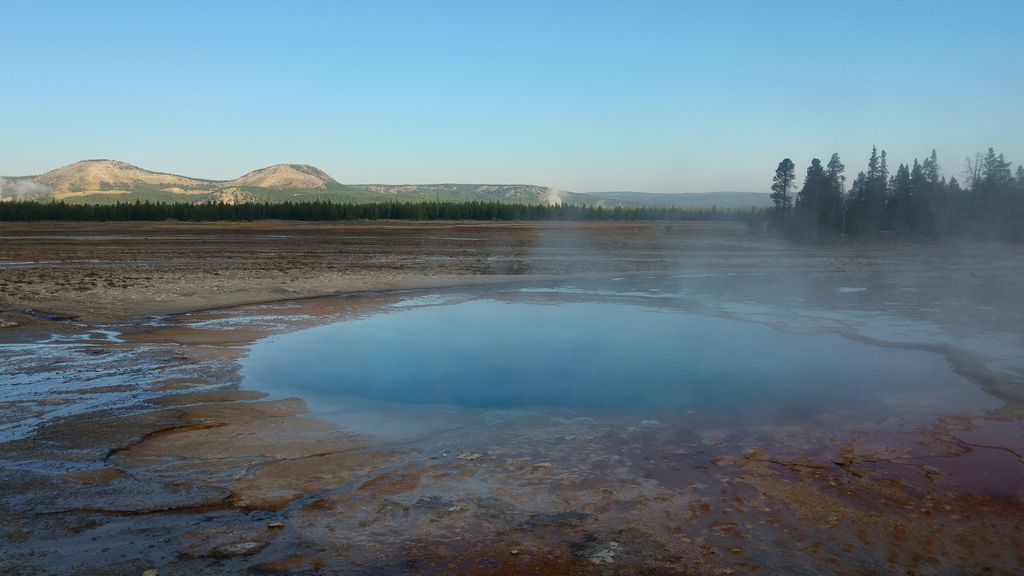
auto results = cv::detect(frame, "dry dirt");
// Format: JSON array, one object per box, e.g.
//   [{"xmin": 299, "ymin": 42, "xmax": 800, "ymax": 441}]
[{"xmin": 0, "ymin": 220, "xmax": 766, "ymax": 324}]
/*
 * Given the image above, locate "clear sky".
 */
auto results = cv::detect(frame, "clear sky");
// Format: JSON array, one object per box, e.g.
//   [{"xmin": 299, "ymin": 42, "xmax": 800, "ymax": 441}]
[{"xmin": 2, "ymin": 1, "xmax": 1022, "ymax": 192}]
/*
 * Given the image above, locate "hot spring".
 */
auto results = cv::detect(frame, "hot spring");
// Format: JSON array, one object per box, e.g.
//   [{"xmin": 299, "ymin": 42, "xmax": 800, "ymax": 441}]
[{"xmin": 240, "ymin": 292, "xmax": 995, "ymax": 433}]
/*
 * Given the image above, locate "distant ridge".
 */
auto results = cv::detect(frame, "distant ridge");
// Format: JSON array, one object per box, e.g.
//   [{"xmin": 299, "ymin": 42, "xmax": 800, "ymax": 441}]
[
  {"xmin": 0, "ymin": 160, "xmax": 363, "ymax": 204},
  {"xmin": 1, "ymin": 160, "xmax": 767, "ymax": 208},
  {"xmin": 583, "ymin": 191, "xmax": 771, "ymax": 209},
  {"xmin": 349, "ymin": 184, "xmax": 577, "ymax": 204}
]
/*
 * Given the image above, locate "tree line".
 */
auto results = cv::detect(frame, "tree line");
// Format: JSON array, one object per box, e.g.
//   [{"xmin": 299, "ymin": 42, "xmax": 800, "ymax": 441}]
[
  {"xmin": 0, "ymin": 199, "xmax": 760, "ymax": 223},
  {"xmin": 769, "ymin": 147, "xmax": 1024, "ymax": 242}
]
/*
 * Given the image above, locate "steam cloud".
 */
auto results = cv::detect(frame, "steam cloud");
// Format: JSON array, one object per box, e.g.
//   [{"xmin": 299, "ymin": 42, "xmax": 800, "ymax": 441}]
[
  {"xmin": 545, "ymin": 187, "xmax": 565, "ymax": 205},
  {"xmin": 4, "ymin": 178, "xmax": 52, "ymax": 199}
]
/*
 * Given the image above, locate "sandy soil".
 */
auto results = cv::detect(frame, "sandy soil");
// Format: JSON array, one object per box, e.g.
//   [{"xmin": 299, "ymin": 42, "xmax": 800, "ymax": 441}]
[{"xmin": 2, "ymin": 221, "xmax": 1023, "ymax": 575}]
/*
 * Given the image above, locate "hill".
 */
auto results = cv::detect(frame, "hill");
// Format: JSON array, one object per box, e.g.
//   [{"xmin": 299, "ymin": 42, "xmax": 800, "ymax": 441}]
[
  {"xmin": 1, "ymin": 160, "xmax": 769, "ymax": 208},
  {"xmin": 229, "ymin": 164, "xmax": 337, "ymax": 190},
  {"xmin": 12, "ymin": 160, "xmax": 214, "ymax": 199},
  {"xmin": 0, "ymin": 160, "xmax": 368, "ymax": 204}
]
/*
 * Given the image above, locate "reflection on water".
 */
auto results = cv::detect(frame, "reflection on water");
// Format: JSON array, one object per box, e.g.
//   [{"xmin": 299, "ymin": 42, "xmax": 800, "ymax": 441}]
[{"xmin": 241, "ymin": 297, "xmax": 994, "ymax": 424}]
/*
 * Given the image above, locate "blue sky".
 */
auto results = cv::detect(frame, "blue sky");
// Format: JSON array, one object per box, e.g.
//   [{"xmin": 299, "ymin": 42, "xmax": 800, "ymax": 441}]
[{"xmin": 2, "ymin": 1, "xmax": 1021, "ymax": 192}]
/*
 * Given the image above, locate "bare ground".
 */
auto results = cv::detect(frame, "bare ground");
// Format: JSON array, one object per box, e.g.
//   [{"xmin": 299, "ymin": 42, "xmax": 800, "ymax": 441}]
[
  {"xmin": 1, "ymin": 221, "xmax": 1023, "ymax": 575},
  {"xmin": 1, "ymin": 220, "xmax": 758, "ymax": 323}
]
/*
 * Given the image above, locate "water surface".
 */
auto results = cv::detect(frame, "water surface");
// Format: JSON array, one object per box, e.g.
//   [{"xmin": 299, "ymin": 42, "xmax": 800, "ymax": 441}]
[{"xmin": 241, "ymin": 296, "xmax": 993, "ymax": 426}]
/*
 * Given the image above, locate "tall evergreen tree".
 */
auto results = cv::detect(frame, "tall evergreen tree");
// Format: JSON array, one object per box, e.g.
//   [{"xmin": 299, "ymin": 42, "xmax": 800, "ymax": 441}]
[
  {"xmin": 770, "ymin": 158, "xmax": 796, "ymax": 212},
  {"xmin": 909, "ymin": 159, "xmax": 933, "ymax": 236},
  {"xmin": 946, "ymin": 175, "xmax": 963, "ymax": 234},
  {"xmin": 795, "ymin": 158, "xmax": 830, "ymax": 240},
  {"xmin": 824, "ymin": 153, "xmax": 846, "ymax": 233},
  {"xmin": 922, "ymin": 149, "xmax": 940, "ymax": 184},
  {"xmin": 847, "ymin": 147, "xmax": 889, "ymax": 237},
  {"xmin": 887, "ymin": 162, "xmax": 912, "ymax": 234},
  {"xmin": 974, "ymin": 147, "xmax": 1016, "ymax": 238},
  {"xmin": 920, "ymin": 149, "xmax": 945, "ymax": 237}
]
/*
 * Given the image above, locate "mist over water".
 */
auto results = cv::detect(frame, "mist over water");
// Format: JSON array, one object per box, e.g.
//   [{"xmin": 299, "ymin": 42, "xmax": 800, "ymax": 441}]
[{"xmin": 241, "ymin": 296, "xmax": 992, "ymax": 424}]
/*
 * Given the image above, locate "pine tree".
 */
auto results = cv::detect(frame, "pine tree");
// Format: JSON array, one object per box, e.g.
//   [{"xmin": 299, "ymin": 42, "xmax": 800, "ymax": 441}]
[
  {"xmin": 887, "ymin": 163, "xmax": 912, "ymax": 234},
  {"xmin": 922, "ymin": 149, "xmax": 940, "ymax": 184},
  {"xmin": 795, "ymin": 158, "xmax": 830, "ymax": 239},
  {"xmin": 973, "ymin": 147, "xmax": 1016, "ymax": 238},
  {"xmin": 770, "ymin": 158, "xmax": 796, "ymax": 212},
  {"xmin": 847, "ymin": 147, "xmax": 888, "ymax": 237},
  {"xmin": 825, "ymin": 153, "xmax": 846, "ymax": 233},
  {"xmin": 920, "ymin": 149, "xmax": 944, "ymax": 237}
]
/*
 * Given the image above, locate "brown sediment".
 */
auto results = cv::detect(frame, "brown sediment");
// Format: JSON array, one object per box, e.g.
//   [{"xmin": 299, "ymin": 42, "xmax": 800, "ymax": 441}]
[
  {"xmin": 356, "ymin": 466, "xmax": 428, "ymax": 495},
  {"xmin": 251, "ymin": 554, "xmax": 325, "ymax": 573},
  {"xmin": 127, "ymin": 325, "xmax": 273, "ymax": 346},
  {"xmin": 177, "ymin": 522, "xmax": 282, "ymax": 558},
  {"xmin": 737, "ymin": 453, "xmax": 1024, "ymax": 575},
  {"xmin": 0, "ymin": 406, "xmax": 188, "ymax": 461},
  {"xmin": 231, "ymin": 449, "xmax": 406, "ymax": 511},
  {"xmin": 61, "ymin": 467, "xmax": 126, "ymax": 485},
  {"xmin": 51, "ymin": 384, "xmax": 136, "ymax": 395},
  {"xmin": 147, "ymin": 388, "xmax": 268, "ymax": 406},
  {"xmin": 110, "ymin": 398, "xmax": 372, "ymax": 464},
  {"xmin": 148, "ymin": 377, "xmax": 207, "ymax": 391}
]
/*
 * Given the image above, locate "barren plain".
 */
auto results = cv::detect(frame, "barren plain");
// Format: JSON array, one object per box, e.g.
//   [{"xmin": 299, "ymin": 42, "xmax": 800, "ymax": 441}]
[{"xmin": 1, "ymin": 221, "xmax": 1023, "ymax": 575}]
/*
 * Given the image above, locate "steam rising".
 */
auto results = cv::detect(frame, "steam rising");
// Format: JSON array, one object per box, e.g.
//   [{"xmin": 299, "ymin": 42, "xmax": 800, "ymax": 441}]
[
  {"xmin": 15, "ymin": 179, "xmax": 52, "ymax": 197},
  {"xmin": 1, "ymin": 178, "xmax": 52, "ymax": 200},
  {"xmin": 545, "ymin": 187, "xmax": 565, "ymax": 205}
]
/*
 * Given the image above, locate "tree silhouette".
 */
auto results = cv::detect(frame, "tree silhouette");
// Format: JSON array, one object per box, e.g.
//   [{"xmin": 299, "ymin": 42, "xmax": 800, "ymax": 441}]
[
  {"xmin": 770, "ymin": 158, "xmax": 796, "ymax": 212},
  {"xmin": 824, "ymin": 153, "xmax": 846, "ymax": 233}
]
